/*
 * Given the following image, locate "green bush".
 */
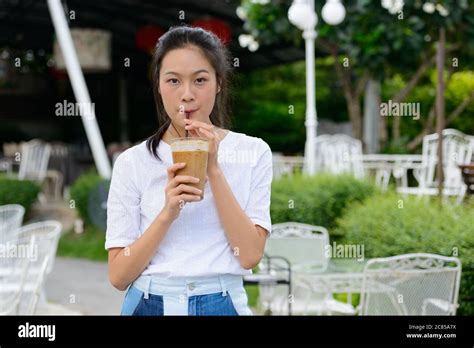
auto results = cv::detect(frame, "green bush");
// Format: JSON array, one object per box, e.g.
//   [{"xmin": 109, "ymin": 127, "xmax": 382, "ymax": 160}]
[
  {"xmin": 69, "ymin": 170, "xmax": 105, "ymax": 226},
  {"xmin": 271, "ymin": 174, "xmax": 377, "ymax": 235},
  {"xmin": 0, "ymin": 176, "xmax": 41, "ymax": 213},
  {"xmin": 336, "ymin": 193, "xmax": 474, "ymax": 315}
]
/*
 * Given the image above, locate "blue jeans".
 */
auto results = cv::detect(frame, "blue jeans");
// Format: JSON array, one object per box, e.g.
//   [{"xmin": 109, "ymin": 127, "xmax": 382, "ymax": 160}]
[{"xmin": 121, "ymin": 274, "xmax": 252, "ymax": 316}]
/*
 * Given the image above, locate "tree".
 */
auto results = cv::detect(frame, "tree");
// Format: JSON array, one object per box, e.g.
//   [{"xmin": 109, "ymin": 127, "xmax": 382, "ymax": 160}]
[{"xmin": 238, "ymin": 0, "xmax": 474, "ymax": 149}]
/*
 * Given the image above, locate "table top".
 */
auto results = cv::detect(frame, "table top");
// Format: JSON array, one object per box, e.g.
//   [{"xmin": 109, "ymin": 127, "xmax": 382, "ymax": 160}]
[
  {"xmin": 293, "ymin": 259, "xmax": 368, "ymax": 275},
  {"xmin": 360, "ymin": 154, "xmax": 423, "ymax": 162}
]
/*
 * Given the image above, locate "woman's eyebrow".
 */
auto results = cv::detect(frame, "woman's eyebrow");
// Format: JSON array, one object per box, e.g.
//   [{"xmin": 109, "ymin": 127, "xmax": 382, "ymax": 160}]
[{"xmin": 164, "ymin": 69, "xmax": 210, "ymax": 76}]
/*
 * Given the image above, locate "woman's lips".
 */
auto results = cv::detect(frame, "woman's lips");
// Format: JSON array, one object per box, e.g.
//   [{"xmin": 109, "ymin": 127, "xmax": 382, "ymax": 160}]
[{"xmin": 184, "ymin": 109, "xmax": 198, "ymax": 117}]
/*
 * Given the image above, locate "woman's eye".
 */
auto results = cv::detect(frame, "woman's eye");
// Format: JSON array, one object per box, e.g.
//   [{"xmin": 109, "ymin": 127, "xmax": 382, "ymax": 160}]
[
  {"xmin": 196, "ymin": 78, "xmax": 207, "ymax": 85},
  {"xmin": 168, "ymin": 78, "xmax": 179, "ymax": 85}
]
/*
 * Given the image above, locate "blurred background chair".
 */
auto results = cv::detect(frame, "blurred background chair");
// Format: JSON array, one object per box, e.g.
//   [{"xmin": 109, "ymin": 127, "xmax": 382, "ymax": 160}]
[
  {"xmin": 10, "ymin": 221, "xmax": 62, "ymax": 314},
  {"xmin": 314, "ymin": 134, "xmax": 365, "ymax": 179},
  {"xmin": 397, "ymin": 129, "xmax": 473, "ymax": 202},
  {"xmin": 359, "ymin": 253, "xmax": 461, "ymax": 315},
  {"xmin": 0, "ymin": 204, "xmax": 25, "ymax": 242},
  {"xmin": 17, "ymin": 139, "xmax": 52, "ymax": 183},
  {"xmin": 0, "ymin": 235, "xmax": 35, "ymax": 315}
]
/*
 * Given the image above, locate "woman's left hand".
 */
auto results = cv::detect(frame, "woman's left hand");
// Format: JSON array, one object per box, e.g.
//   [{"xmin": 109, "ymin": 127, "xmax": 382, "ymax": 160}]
[{"xmin": 184, "ymin": 119, "xmax": 221, "ymax": 174}]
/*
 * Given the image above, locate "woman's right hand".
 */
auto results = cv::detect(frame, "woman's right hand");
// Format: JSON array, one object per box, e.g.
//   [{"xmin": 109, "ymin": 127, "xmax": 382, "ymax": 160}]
[{"xmin": 160, "ymin": 162, "xmax": 202, "ymax": 222}]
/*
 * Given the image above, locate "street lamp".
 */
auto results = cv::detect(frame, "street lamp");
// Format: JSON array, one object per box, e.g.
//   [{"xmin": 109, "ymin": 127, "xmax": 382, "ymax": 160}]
[{"xmin": 288, "ymin": 0, "xmax": 345, "ymax": 175}]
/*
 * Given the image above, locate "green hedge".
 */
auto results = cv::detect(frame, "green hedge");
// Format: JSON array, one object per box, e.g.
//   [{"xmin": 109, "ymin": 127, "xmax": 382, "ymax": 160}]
[
  {"xmin": 336, "ymin": 193, "xmax": 474, "ymax": 315},
  {"xmin": 271, "ymin": 174, "xmax": 377, "ymax": 233},
  {"xmin": 69, "ymin": 171, "xmax": 104, "ymax": 226},
  {"xmin": 0, "ymin": 176, "xmax": 41, "ymax": 213}
]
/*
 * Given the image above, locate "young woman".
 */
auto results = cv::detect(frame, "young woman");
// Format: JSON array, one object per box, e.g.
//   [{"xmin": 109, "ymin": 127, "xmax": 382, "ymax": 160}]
[{"xmin": 105, "ymin": 26, "xmax": 272, "ymax": 316}]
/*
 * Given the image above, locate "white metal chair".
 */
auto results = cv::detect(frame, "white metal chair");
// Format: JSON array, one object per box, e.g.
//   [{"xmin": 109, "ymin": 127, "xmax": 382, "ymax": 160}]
[
  {"xmin": 0, "ymin": 235, "xmax": 35, "ymax": 315},
  {"xmin": 397, "ymin": 129, "xmax": 473, "ymax": 202},
  {"xmin": 257, "ymin": 222, "xmax": 355, "ymax": 315},
  {"xmin": 24, "ymin": 255, "xmax": 50, "ymax": 315},
  {"xmin": 0, "ymin": 204, "xmax": 25, "ymax": 242},
  {"xmin": 10, "ymin": 221, "xmax": 62, "ymax": 313},
  {"xmin": 359, "ymin": 253, "xmax": 461, "ymax": 315},
  {"xmin": 13, "ymin": 221, "xmax": 62, "ymax": 276},
  {"xmin": 265, "ymin": 223, "xmax": 330, "ymax": 271},
  {"xmin": 17, "ymin": 139, "xmax": 52, "ymax": 182},
  {"xmin": 314, "ymin": 134, "xmax": 365, "ymax": 179}
]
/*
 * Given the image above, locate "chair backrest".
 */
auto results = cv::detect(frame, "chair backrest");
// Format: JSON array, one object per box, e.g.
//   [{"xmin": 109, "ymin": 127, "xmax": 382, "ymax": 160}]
[
  {"xmin": 0, "ymin": 204, "xmax": 25, "ymax": 242},
  {"xmin": 18, "ymin": 139, "xmax": 51, "ymax": 182},
  {"xmin": 265, "ymin": 222, "xmax": 330, "ymax": 272},
  {"xmin": 0, "ymin": 235, "xmax": 35, "ymax": 315},
  {"xmin": 315, "ymin": 134, "xmax": 364, "ymax": 179},
  {"xmin": 420, "ymin": 129, "xmax": 473, "ymax": 189},
  {"xmin": 13, "ymin": 220, "xmax": 62, "ymax": 275},
  {"xmin": 360, "ymin": 253, "xmax": 461, "ymax": 315}
]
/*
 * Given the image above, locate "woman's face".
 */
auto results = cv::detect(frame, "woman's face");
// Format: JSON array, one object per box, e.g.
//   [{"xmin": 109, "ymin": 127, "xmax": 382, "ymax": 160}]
[{"xmin": 159, "ymin": 45, "xmax": 220, "ymax": 131}]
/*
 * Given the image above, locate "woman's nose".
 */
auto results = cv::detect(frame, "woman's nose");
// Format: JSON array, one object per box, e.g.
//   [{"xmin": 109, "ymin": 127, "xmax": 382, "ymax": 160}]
[{"xmin": 181, "ymin": 83, "xmax": 195, "ymax": 102}]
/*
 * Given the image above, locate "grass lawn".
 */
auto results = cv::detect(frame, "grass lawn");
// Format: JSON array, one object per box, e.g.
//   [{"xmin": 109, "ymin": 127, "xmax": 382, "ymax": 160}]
[{"xmin": 57, "ymin": 225, "xmax": 108, "ymax": 261}]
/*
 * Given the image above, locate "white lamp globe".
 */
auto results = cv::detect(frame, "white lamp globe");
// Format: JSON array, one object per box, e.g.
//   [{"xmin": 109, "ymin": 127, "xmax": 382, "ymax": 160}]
[
  {"xmin": 322, "ymin": 0, "xmax": 346, "ymax": 25},
  {"xmin": 288, "ymin": 0, "xmax": 317, "ymax": 30}
]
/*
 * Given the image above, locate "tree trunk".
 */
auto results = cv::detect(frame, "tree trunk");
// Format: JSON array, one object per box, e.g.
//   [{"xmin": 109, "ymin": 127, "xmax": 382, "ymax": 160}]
[
  {"xmin": 363, "ymin": 79, "xmax": 381, "ymax": 153},
  {"xmin": 436, "ymin": 28, "xmax": 446, "ymax": 199},
  {"xmin": 348, "ymin": 97, "xmax": 363, "ymax": 140},
  {"xmin": 333, "ymin": 54, "xmax": 364, "ymax": 141},
  {"xmin": 392, "ymin": 115, "xmax": 401, "ymax": 141}
]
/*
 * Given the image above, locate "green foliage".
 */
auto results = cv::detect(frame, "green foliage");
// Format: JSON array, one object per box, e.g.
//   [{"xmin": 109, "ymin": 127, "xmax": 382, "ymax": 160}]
[
  {"xmin": 336, "ymin": 193, "xmax": 474, "ymax": 314},
  {"xmin": 271, "ymin": 174, "xmax": 377, "ymax": 233},
  {"xmin": 381, "ymin": 69, "xmax": 474, "ymax": 153},
  {"xmin": 240, "ymin": 0, "xmax": 474, "ymax": 78},
  {"xmin": 0, "ymin": 176, "xmax": 40, "ymax": 213},
  {"xmin": 57, "ymin": 225, "xmax": 107, "ymax": 261},
  {"xmin": 233, "ymin": 58, "xmax": 347, "ymax": 154},
  {"xmin": 239, "ymin": 0, "xmax": 301, "ymax": 46},
  {"xmin": 69, "ymin": 170, "xmax": 104, "ymax": 225}
]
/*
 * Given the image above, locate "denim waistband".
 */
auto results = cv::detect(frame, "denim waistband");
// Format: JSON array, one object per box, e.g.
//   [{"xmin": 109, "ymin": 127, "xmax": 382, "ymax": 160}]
[{"xmin": 132, "ymin": 274, "xmax": 244, "ymax": 299}]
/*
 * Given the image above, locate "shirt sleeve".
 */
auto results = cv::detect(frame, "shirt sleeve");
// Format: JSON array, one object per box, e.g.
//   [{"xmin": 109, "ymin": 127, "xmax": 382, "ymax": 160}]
[
  {"xmin": 245, "ymin": 139, "xmax": 273, "ymax": 236},
  {"xmin": 105, "ymin": 151, "xmax": 141, "ymax": 250}
]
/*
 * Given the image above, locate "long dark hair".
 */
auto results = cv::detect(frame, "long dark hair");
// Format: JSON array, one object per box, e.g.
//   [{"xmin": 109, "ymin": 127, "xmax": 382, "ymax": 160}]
[{"xmin": 146, "ymin": 25, "xmax": 233, "ymax": 160}]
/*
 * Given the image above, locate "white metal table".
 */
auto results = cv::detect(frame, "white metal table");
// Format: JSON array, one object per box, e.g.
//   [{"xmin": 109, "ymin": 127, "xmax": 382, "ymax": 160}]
[
  {"xmin": 359, "ymin": 154, "xmax": 424, "ymax": 190},
  {"xmin": 292, "ymin": 259, "xmax": 395, "ymax": 307}
]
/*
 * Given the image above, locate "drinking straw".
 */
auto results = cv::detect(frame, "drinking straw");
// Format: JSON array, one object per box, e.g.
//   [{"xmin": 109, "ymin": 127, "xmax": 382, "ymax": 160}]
[{"xmin": 185, "ymin": 112, "xmax": 189, "ymax": 138}]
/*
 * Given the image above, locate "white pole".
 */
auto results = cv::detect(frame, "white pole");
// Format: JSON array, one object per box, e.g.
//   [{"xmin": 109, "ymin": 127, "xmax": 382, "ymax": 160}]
[
  {"xmin": 303, "ymin": 1, "xmax": 318, "ymax": 175},
  {"xmin": 47, "ymin": 0, "xmax": 111, "ymax": 178}
]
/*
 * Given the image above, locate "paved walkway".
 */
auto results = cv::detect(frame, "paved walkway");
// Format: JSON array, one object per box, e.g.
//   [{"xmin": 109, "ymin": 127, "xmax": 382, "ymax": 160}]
[{"xmin": 44, "ymin": 257, "xmax": 124, "ymax": 315}]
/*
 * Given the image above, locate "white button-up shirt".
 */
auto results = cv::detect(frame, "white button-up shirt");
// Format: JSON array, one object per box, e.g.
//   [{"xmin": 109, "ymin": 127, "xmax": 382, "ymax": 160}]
[{"xmin": 105, "ymin": 131, "xmax": 272, "ymax": 278}]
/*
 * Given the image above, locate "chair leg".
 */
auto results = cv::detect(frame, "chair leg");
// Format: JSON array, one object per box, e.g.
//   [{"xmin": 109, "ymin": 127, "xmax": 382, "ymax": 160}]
[{"xmin": 38, "ymin": 192, "xmax": 48, "ymax": 206}]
